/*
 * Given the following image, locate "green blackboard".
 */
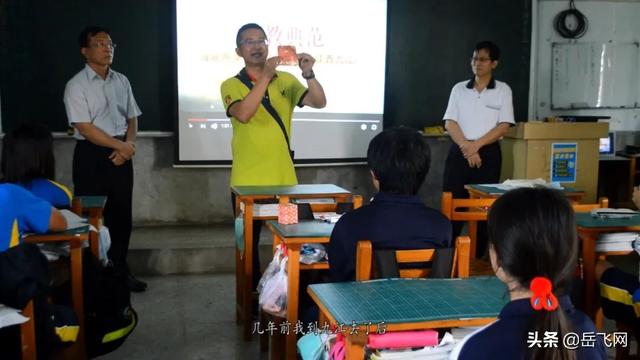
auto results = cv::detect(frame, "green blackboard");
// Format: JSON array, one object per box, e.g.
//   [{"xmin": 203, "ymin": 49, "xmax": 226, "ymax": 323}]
[
  {"xmin": 385, "ymin": 0, "xmax": 531, "ymax": 128},
  {"xmin": 0, "ymin": 0, "xmax": 176, "ymax": 132},
  {"xmin": 0, "ymin": 0, "xmax": 529, "ymax": 132}
]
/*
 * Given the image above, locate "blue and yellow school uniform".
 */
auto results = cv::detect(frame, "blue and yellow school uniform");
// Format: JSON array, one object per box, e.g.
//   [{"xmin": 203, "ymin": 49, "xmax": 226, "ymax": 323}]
[
  {"xmin": 0, "ymin": 183, "xmax": 51, "ymax": 252},
  {"xmin": 221, "ymin": 70, "xmax": 307, "ymax": 186},
  {"xmin": 21, "ymin": 178, "xmax": 72, "ymax": 208},
  {"xmin": 450, "ymin": 296, "xmax": 607, "ymax": 359}
]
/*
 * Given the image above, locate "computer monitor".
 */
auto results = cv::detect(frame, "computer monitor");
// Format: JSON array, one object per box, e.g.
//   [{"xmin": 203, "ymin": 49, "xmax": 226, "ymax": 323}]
[{"xmin": 599, "ymin": 132, "xmax": 615, "ymax": 155}]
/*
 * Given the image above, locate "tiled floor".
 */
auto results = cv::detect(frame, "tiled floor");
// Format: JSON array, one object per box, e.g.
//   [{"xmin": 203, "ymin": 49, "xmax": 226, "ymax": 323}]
[{"xmin": 99, "ymin": 274, "xmax": 264, "ymax": 360}]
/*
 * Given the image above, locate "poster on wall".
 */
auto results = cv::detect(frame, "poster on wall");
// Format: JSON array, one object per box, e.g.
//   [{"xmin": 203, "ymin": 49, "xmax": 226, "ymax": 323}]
[{"xmin": 551, "ymin": 143, "xmax": 577, "ymax": 183}]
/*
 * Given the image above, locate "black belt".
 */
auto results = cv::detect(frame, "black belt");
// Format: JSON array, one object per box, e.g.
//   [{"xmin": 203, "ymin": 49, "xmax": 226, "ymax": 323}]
[{"xmin": 77, "ymin": 135, "xmax": 125, "ymax": 143}]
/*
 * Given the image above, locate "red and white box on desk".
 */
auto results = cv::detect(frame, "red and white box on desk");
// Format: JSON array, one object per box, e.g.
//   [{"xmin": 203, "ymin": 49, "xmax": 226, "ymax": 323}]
[{"xmin": 278, "ymin": 204, "xmax": 298, "ymax": 224}]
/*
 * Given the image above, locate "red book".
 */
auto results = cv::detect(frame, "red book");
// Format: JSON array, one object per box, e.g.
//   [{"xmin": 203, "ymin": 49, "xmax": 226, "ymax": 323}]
[{"xmin": 278, "ymin": 45, "xmax": 298, "ymax": 66}]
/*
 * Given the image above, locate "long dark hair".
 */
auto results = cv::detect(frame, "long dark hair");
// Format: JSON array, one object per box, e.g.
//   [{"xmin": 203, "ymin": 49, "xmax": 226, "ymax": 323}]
[
  {"xmin": 1, "ymin": 122, "xmax": 55, "ymax": 184},
  {"xmin": 488, "ymin": 187, "xmax": 577, "ymax": 360}
]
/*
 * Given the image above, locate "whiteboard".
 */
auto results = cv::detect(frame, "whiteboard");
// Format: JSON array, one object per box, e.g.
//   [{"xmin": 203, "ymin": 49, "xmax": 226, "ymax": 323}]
[{"xmin": 551, "ymin": 42, "xmax": 640, "ymax": 109}]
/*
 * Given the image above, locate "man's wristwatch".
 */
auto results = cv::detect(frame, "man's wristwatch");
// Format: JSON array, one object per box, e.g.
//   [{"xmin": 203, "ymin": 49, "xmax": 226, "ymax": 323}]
[{"xmin": 302, "ymin": 70, "xmax": 315, "ymax": 80}]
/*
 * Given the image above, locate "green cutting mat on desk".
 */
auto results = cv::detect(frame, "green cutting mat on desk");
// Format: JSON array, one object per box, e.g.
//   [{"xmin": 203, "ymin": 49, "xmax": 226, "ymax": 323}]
[{"xmin": 309, "ymin": 276, "xmax": 508, "ymax": 325}]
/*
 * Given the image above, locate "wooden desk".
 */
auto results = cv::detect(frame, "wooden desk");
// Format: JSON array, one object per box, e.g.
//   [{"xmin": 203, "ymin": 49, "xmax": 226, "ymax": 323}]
[
  {"xmin": 231, "ymin": 184, "xmax": 352, "ymax": 340},
  {"xmin": 24, "ymin": 226, "xmax": 90, "ymax": 359},
  {"xmin": 465, "ymin": 184, "xmax": 585, "ymax": 203},
  {"xmin": 21, "ymin": 300, "xmax": 36, "ymax": 360},
  {"xmin": 308, "ymin": 277, "xmax": 507, "ymax": 359},
  {"xmin": 265, "ymin": 219, "xmax": 335, "ymax": 360},
  {"xmin": 73, "ymin": 195, "xmax": 107, "ymax": 258},
  {"xmin": 574, "ymin": 213, "xmax": 640, "ymax": 322},
  {"xmin": 1, "ymin": 302, "xmax": 36, "ymax": 359}
]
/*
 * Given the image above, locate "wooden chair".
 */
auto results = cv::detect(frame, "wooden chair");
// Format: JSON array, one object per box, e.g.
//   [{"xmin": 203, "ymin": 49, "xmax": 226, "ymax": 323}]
[
  {"xmin": 20, "ymin": 300, "xmax": 36, "ymax": 360},
  {"xmin": 355, "ymin": 236, "xmax": 471, "ymax": 281},
  {"xmin": 440, "ymin": 192, "xmax": 496, "ymax": 260}
]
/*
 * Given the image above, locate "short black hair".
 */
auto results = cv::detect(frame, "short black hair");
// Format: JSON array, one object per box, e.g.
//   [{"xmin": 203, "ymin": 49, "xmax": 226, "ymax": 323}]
[
  {"xmin": 475, "ymin": 40, "xmax": 501, "ymax": 61},
  {"xmin": 78, "ymin": 26, "xmax": 111, "ymax": 48},
  {"xmin": 235, "ymin": 23, "xmax": 266, "ymax": 47},
  {"xmin": 367, "ymin": 126, "xmax": 430, "ymax": 195},
  {"xmin": 1, "ymin": 122, "xmax": 55, "ymax": 184}
]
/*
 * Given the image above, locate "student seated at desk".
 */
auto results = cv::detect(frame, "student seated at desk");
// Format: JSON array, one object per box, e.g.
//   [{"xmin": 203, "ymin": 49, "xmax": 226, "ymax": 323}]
[
  {"xmin": 0, "ymin": 183, "xmax": 70, "ymax": 358},
  {"xmin": 0, "ymin": 183, "xmax": 67, "ymax": 252},
  {"xmin": 451, "ymin": 188, "xmax": 606, "ymax": 359},
  {"xmin": 1, "ymin": 122, "xmax": 72, "ymax": 208},
  {"xmin": 593, "ymin": 186, "xmax": 640, "ymax": 340},
  {"xmin": 2, "ymin": 122, "xmax": 113, "ymax": 261},
  {"xmin": 327, "ymin": 127, "xmax": 452, "ymax": 282}
]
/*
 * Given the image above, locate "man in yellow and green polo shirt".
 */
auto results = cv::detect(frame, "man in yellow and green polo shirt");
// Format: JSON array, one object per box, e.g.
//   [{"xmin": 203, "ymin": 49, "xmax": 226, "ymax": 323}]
[
  {"xmin": 221, "ymin": 22, "xmax": 326, "ymax": 288},
  {"xmin": 221, "ymin": 22, "xmax": 326, "ymax": 186}
]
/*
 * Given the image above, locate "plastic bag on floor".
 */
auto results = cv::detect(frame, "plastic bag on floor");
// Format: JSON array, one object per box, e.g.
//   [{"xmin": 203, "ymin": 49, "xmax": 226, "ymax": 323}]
[
  {"xmin": 257, "ymin": 246, "xmax": 285, "ymax": 294},
  {"xmin": 258, "ymin": 256, "xmax": 288, "ymax": 317}
]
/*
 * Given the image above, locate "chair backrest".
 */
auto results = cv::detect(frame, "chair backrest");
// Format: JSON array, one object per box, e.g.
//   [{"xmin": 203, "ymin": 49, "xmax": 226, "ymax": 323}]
[
  {"xmin": 440, "ymin": 192, "xmax": 496, "ymax": 221},
  {"xmin": 440, "ymin": 192, "xmax": 496, "ymax": 256},
  {"xmin": 572, "ymin": 197, "xmax": 609, "ymax": 213},
  {"xmin": 355, "ymin": 236, "xmax": 471, "ymax": 281}
]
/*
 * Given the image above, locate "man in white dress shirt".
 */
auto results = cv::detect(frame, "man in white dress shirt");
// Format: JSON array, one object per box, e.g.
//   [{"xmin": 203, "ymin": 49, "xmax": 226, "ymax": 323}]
[
  {"xmin": 442, "ymin": 41, "xmax": 515, "ymax": 257},
  {"xmin": 63, "ymin": 26, "xmax": 146, "ymax": 292}
]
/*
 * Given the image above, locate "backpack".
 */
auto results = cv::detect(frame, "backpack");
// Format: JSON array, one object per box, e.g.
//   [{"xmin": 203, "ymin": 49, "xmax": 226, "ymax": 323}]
[{"xmin": 82, "ymin": 252, "xmax": 138, "ymax": 358}]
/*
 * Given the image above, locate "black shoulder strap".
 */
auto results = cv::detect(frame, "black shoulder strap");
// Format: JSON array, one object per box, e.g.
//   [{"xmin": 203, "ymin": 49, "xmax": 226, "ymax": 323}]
[
  {"xmin": 235, "ymin": 69, "xmax": 294, "ymax": 160},
  {"xmin": 373, "ymin": 250, "xmax": 400, "ymax": 278},
  {"xmin": 429, "ymin": 247, "xmax": 455, "ymax": 279}
]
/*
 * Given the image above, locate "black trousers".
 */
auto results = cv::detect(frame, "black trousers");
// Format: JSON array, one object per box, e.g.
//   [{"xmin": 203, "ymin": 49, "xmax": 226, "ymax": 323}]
[
  {"xmin": 443, "ymin": 141, "xmax": 502, "ymax": 258},
  {"xmin": 73, "ymin": 140, "xmax": 133, "ymax": 274}
]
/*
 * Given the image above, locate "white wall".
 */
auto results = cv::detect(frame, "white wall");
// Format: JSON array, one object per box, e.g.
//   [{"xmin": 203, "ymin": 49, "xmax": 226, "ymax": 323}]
[{"xmin": 531, "ymin": 0, "xmax": 640, "ymax": 130}]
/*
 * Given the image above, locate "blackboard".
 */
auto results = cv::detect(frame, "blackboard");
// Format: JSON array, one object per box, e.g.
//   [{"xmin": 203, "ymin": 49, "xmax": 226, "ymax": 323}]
[
  {"xmin": 0, "ymin": 0, "xmax": 176, "ymax": 132},
  {"xmin": 384, "ymin": 0, "xmax": 531, "ymax": 128},
  {"xmin": 0, "ymin": 0, "xmax": 530, "ymax": 132},
  {"xmin": 552, "ymin": 42, "xmax": 640, "ymax": 109}
]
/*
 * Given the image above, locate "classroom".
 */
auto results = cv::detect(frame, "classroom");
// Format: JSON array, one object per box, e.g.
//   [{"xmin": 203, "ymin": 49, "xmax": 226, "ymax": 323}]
[{"xmin": 1, "ymin": 0, "xmax": 639, "ymax": 359}]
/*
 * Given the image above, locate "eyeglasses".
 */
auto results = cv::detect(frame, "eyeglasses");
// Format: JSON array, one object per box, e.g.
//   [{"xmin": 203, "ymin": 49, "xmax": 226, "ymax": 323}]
[
  {"xmin": 90, "ymin": 41, "xmax": 117, "ymax": 49},
  {"xmin": 239, "ymin": 38, "xmax": 268, "ymax": 47},
  {"xmin": 471, "ymin": 56, "xmax": 491, "ymax": 63}
]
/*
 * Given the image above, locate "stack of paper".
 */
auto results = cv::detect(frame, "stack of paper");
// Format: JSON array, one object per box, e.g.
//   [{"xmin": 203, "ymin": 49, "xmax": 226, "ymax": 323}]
[
  {"xmin": 450, "ymin": 327, "xmax": 482, "ymax": 343},
  {"xmin": 596, "ymin": 232, "xmax": 637, "ymax": 252},
  {"xmin": 38, "ymin": 210, "xmax": 90, "ymax": 260},
  {"xmin": 491, "ymin": 178, "xmax": 563, "ymax": 191},
  {"xmin": 293, "ymin": 198, "xmax": 336, "ymax": 205},
  {"xmin": 240, "ymin": 203, "xmax": 279, "ymax": 217},
  {"xmin": 313, "ymin": 212, "xmax": 343, "ymax": 223},
  {"xmin": 0, "ymin": 304, "xmax": 29, "ymax": 329},
  {"xmin": 591, "ymin": 208, "xmax": 640, "ymax": 219},
  {"xmin": 61, "ymin": 209, "xmax": 88, "ymax": 230}
]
